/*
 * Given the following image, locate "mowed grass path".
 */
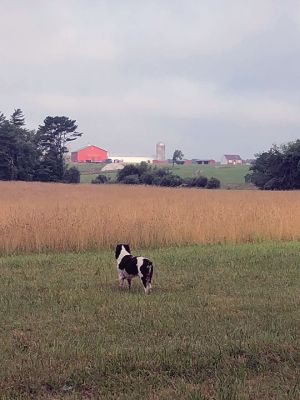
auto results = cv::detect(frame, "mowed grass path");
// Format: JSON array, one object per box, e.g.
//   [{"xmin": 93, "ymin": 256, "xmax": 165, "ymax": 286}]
[{"xmin": 1, "ymin": 243, "xmax": 299, "ymax": 399}]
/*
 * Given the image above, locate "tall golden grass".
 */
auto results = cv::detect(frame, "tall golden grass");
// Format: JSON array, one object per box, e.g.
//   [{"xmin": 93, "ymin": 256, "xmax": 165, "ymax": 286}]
[{"xmin": 0, "ymin": 181, "xmax": 299, "ymax": 254}]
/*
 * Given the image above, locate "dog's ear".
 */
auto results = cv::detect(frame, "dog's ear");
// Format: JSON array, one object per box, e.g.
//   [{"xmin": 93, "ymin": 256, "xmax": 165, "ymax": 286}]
[
  {"xmin": 115, "ymin": 244, "xmax": 122, "ymax": 259},
  {"xmin": 124, "ymin": 244, "xmax": 131, "ymax": 253}
]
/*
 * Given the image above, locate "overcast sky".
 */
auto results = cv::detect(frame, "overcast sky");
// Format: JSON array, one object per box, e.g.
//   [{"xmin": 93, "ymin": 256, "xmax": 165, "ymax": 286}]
[{"xmin": 1, "ymin": 0, "xmax": 300, "ymax": 159}]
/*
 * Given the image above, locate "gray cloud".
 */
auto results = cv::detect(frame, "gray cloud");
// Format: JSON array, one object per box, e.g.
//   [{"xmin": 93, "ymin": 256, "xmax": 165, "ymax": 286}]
[{"xmin": 1, "ymin": 0, "xmax": 300, "ymax": 159}]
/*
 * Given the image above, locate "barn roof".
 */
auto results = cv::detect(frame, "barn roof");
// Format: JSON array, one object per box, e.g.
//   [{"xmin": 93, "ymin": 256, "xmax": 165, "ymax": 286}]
[
  {"xmin": 223, "ymin": 154, "xmax": 242, "ymax": 160},
  {"xmin": 72, "ymin": 145, "xmax": 108, "ymax": 153}
]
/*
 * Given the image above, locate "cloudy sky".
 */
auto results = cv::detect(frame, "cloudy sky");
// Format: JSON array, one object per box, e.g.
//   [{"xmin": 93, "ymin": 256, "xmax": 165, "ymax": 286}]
[{"xmin": 1, "ymin": 0, "xmax": 300, "ymax": 159}]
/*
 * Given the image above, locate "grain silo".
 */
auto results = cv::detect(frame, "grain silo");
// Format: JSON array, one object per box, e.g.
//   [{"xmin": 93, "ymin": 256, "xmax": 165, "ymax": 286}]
[{"xmin": 156, "ymin": 142, "xmax": 166, "ymax": 161}]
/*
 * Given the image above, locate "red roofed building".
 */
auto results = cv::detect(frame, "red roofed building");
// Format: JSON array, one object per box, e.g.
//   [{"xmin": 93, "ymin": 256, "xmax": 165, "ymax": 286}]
[{"xmin": 71, "ymin": 145, "xmax": 108, "ymax": 163}]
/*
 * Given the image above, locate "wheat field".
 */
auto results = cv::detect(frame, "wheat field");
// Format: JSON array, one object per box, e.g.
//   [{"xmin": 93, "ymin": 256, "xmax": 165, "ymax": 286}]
[{"xmin": 0, "ymin": 181, "xmax": 299, "ymax": 255}]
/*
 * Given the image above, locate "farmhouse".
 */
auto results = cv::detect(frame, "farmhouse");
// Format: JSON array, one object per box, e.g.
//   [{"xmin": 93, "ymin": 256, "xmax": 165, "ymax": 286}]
[
  {"xmin": 71, "ymin": 145, "xmax": 108, "ymax": 163},
  {"xmin": 221, "ymin": 154, "xmax": 243, "ymax": 165}
]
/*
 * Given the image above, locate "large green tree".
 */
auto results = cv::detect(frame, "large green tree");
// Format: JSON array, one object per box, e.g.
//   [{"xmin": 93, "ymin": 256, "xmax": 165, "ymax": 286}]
[
  {"xmin": 248, "ymin": 140, "xmax": 300, "ymax": 190},
  {"xmin": 0, "ymin": 110, "xmax": 39, "ymax": 181},
  {"xmin": 10, "ymin": 109, "xmax": 40, "ymax": 180},
  {"xmin": 0, "ymin": 111, "xmax": 82, "ymax": 183},
  {"xmin": 36, "ymin": 116, "xmax": 82, "ymax": 181},
  {"xmin": 0, "ymin": 115, "xmax": 18, "ymax": 180},
  {"xmin": 172, "ymin": 149, "xmax": 184, "ymax": 166}
]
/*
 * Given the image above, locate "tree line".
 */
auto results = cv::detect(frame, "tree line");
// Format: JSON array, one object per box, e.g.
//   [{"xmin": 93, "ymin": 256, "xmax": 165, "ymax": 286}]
[{"xmin": 0, "ymin": 109, "xmax": 82, "ymax": 183}]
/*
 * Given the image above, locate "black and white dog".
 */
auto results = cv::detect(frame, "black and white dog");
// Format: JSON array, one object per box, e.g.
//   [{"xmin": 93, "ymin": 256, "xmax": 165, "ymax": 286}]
[{"xmin": 115, "ymin": 244, "xmax": 153, "ymax": 294}]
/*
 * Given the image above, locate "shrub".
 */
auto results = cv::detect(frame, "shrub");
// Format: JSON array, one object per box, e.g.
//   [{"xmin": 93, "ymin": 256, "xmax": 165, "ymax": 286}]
[
  {"xmin": 159, "ymin": 174, "xmax": 183, "ymax": 187},
  {"xmin": 193, "ymin": 175, "xmax": 208, "ymax": 187},
  {"xmin": 154, "ymin": 167, "xmax": 170, "ymax": 177},
  {"xmin": 244, "ymin": 173, "xmax": 252, "ymax": 183},
  {"xmin": 117, "ymin": 162, "xmax": 151, "ymax": 183},
  {"xmin": 263, "ymin": 178, "xmax": 284, "ymax": 190},
  {"xmin": 91, "ymin": 174, "xmax": 108, "ymax": 184},
  {"xmin": 182, "ymin": 177, "xmax": 194, "ymax": 187},
  {"xmin": 63, "ymin": 167, "xmax": 80, "ymax": 184},
  {"xmin": 117, "ymin": 165, "xmax": 140, "ymax": 182},
  {"xmin": 115, "ymin": 162, "xmax": 184, "ymax": 187},
  {"xmin": 183, "ymin": 175, "xmax": 208, "ymax": 188},
  {"xmin": 152, "ymin": 175, "xmax": 164, "ymax": 186},
  {"xmin": 140, "ymin": 171, "xmax": 155, "ymax": 185},
  {"xmin": 206, "ymin": 177, "xmax": 221, "ymax": 189},
  {"xmin": 121, "ymin": 174, "xmax": 140, "ymax": 184}
]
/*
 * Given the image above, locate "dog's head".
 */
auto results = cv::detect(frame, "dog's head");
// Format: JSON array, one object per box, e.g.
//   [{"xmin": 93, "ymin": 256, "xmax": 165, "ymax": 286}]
[{"xmin": 115, "ymin": 244, "xmax": 131, "ymax": 259}]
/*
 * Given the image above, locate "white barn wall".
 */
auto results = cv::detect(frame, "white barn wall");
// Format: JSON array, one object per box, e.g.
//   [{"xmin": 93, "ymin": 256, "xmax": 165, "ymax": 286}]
[{"xmin": 110, "ymin": 156, "xmax": 154, "ymax": 164}]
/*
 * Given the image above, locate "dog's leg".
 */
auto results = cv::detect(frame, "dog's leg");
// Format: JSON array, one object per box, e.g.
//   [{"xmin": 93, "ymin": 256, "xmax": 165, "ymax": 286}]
[
  {"xmin": 141, "ymin": 276, "xmax": 151, "ymax": 294},
  {"xmin": 127, "ymin": 278, "xmax": 132, "ymax": 290},
  {"xmin": 118, "ymin": 272, "xmax": 125, "ymax": 288},
  {"xmin": 145, "ymin": 283, "xmax": 151, "ymax": 294}
]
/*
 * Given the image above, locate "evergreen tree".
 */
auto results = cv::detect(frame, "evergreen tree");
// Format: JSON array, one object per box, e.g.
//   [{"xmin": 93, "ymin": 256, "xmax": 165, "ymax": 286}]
[
  {"xmin": 0, "ymin": 112, "xmax": 6, "ymax": 126},
  {"xmin": 0, "ymin": 110, "xmax": 40, "ymax": 181},
  {"xmin": 0, "ymin": 117, "xmax": 18, "ymax": 180},
  {"xmin": 10, "ymin": 108, "xmax": 25, "ymax": 128},
  {"xmin": 36, "ymin": 116, "xmax": 82, "ymax": 181},
  {"xmin": 15, "ymin": 130, "xmax": 40, "ymax": 181}
]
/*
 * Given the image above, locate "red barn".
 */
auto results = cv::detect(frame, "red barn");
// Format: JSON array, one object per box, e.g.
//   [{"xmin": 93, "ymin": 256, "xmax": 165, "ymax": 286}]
[{"xmin": 71, "ymin": 145, "xmax": 108, "ymax": 163}]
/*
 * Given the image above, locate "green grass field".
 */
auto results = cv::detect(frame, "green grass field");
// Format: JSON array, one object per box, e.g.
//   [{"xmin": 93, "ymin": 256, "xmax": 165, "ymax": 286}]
[
  {"xmin": 72, "ymin": 162, "xmax": 250, "ymax": 187},
  {"xmin": 1, "ymin": 242, "xmax": 299, "ymax": 399},
  {"xmin": 172, "ymin": 165, "xmax": 250, "ymax": 186},
  {"xmin": 80, "ymin": 170, "xmax": 118, "ymax": 184}
]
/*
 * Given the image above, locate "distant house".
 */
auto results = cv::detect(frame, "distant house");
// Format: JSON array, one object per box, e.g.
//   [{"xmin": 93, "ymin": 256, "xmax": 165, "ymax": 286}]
[
  {"xmin": 71, "ymin": 145, "xmax": 109, "ymax": 163},
  {"xmin": 221, "ymin": 155, "xmax": 243, "ymax": 165}
]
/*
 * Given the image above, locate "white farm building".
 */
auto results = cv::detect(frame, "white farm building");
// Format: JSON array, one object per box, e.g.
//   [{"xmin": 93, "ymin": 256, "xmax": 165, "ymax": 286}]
[{"xmin": 110, "ymin": 156, "xmax": 154, "ymax": 164}]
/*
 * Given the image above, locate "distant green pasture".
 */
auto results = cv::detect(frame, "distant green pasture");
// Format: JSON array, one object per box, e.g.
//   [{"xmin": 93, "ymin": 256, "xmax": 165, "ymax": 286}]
[
  {"xmin": 73, "ymin": 162, "xmax": 250, "ymax": 186},
  {"xmin": 80, "ymin": 171, "xmax": 118, "ymax": 183},
  {"xmin": 172, "ymin": 164, "xmax": 250, "ymax": 185},
  {"xmin": 68, "ymin": 162, "xmax": 105, "ymax": 174}
]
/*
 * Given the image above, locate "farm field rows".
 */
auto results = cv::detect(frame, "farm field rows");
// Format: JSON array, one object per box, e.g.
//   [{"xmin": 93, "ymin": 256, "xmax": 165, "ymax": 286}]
[
  {"xmin": 1, "ymin": 242, "xmax": 299, "ymax": 399},
  {"xmin": 0, "ymin": 182, "xmax": 299, "ymax": 255}
]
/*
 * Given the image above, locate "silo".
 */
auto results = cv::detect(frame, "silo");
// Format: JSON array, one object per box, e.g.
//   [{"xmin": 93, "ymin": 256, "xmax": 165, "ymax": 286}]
[{"xmin": 156, "ymin": 142, "xmax": 166, "ymax": 161}]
